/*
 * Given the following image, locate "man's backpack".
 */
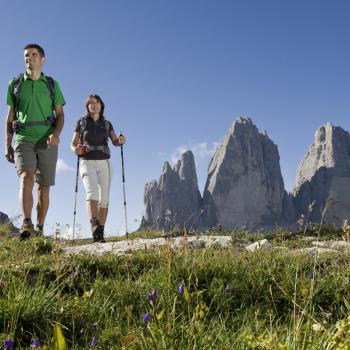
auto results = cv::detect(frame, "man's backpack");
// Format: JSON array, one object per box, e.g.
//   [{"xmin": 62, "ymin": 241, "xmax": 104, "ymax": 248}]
[
  {"xmin": 12, "ymin": 73, "xmax": 56, "ymax": 133},
  {"xmin": 12, "ymin": 73, "xmax": 55, "ymax": 113}
]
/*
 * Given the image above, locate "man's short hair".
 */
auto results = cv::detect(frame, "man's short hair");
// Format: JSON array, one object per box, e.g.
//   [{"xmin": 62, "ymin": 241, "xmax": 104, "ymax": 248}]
[{"xmin": 24, "ymin": 43, "xmax": 45, "ymax": 57}]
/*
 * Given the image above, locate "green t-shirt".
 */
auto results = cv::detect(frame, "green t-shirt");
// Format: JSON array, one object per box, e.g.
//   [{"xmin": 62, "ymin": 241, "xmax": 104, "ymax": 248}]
[{"xmin": 7, "ymin": 72, "xmax": 66, "ymax": 142}]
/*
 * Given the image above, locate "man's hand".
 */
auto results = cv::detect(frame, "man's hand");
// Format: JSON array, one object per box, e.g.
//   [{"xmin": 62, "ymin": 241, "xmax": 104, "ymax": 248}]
[
  {"xmin": 5, "ymin": 145, "xmax": 14, "ymax": 163},
  {"xmin": 47, "ymin": 134, "xmax": 60, "ymax": 146}
]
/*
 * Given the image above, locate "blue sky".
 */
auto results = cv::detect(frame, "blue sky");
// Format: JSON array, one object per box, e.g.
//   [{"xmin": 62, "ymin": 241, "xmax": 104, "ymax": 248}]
[{"xmin": 1, "ymin": 0, "xmax": 350, "ymax": 237}]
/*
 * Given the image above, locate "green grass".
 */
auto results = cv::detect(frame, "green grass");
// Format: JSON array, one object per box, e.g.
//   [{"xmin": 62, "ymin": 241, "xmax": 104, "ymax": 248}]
[{"xmin": 1, "ymin": 228, "xmax": 350, "ymax": 349}]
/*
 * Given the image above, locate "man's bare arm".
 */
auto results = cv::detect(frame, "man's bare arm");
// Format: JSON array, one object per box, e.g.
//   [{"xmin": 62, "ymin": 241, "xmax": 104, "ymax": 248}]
[
  {"xmin": 5, "ymin": 106, "xmax": 15, "ymax": 163},
  {"xmin": 47, "ymin": 105, "xmax": 64, "ymax": 146}
]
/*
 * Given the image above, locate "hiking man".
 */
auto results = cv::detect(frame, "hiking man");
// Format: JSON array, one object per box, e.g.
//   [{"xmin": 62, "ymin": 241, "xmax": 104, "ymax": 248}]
[{"xmin": 5, "ymin": 43, "xmax": 65, "ymax": 238}]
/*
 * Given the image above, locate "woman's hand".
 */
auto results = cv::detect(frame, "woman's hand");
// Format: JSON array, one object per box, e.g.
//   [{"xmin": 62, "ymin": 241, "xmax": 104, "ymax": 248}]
[
  {"xmin": 75, "ymin": 144, "xmax": 87, "ymax": 156},
  {"xmin": 117, "ymin": 134, "xmax": 126, "ymax": 145},
  {"xmin": 111, "ymin": 131, "xmax": 126, "ymax": 146}
]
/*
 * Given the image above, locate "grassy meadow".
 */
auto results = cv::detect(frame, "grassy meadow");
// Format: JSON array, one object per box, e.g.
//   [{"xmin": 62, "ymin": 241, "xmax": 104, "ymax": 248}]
[{"xmin": 1, "ymin": 222, "xmax": 350, "ymax": 349}]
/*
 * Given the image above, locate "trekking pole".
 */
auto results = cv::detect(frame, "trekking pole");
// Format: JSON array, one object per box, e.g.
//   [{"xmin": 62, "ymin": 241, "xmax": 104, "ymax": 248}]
[
  {"xmin": 119, "ymin": 133, "xmax": 129, "ymax": 239},
  {"xmin": 72, "ymin": 156, "xmax": 80, "ymax": 241}
]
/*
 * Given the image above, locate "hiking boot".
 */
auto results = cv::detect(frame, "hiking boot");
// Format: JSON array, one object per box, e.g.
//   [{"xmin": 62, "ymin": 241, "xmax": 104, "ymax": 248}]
[
  {"xmin": 34, "ymin": 224, "xmax": 44, "ymax": 236},
  {"xmin": 90, "ymin": 218, "xmax": 106, "ymax": 243},
  {"xmin": 19, "ymin": 218, "xmax": 34, "ymax": 240},
  {"xmin": 93, "ymin": 225, "xmax": 105, "ymax": 243}
]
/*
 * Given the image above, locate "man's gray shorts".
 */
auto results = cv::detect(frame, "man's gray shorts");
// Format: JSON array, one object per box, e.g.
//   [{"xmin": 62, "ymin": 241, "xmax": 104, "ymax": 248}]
[{"xmin": 14, "ymin": 140, "xmax": 58, "ymax": 186}]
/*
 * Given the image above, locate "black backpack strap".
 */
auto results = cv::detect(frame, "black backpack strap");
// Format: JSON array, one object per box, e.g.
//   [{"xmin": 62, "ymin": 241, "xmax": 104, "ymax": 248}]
[
  {"xmin": 12, "ymin": 73, "xmax": 24, "ymax": 116},
  {"xmin": 105, "ymin": 120, "xmax": 110, "ymax": 137},
  {"xmin": 45, "ymin": 76, "xmax": 55, "ymax": 111},
  {"xmin": 12, "ymin": 118, "xmax": 56, "ymax": 133},
  {"xmin": 86, "ymin": 145, "xmax": 110, "ymax": 157},
  {"xmin": 79, "ymin": 116, "xmax": 88, "ymax": 145}
]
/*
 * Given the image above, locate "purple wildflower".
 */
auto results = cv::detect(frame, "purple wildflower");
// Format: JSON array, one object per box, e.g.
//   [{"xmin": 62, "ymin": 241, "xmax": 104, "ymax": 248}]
[
  {"xmin": 91, "ymin": 322, "xmax": 98, "ymax": 330},
  {"xmin": 178, "ymin": 283, "xmax": 185, "ymax": 295},
  {"xmin": 308, "ymin": 251, "xmax": 316, "ymax": 257},
  {"xmin": 90, "ymin": 336, "xmax": 98, "ymax": 347},
  {"xmin": 147, "ymin": 289, "xmax": 157, "ymax": 302},
  {"xmin": 31, "ymin": 339, "xmax": 40, "ymax": 348},
  {"xmin": 224, "ymin": 284, "xmax": 232, "ymax": 293},
  {"xmin": 309, "ymin": 274, "xmax": 316, "ymax": 280},
  {"xmin": 142, "ymin": 312, "xmax": 151, "ymax": 323},
  {"xmin": 4, "ymin": 339, "xmax": 14, "ymax": 349}
]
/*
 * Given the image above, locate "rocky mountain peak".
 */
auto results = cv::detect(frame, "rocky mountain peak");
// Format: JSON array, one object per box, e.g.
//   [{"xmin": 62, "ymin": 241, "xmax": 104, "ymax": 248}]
[
  {"xmin": 293, "ymin": 123, "xmax": 350, "ymax": 224},
  {"xmin": 141, "ymin": 150, "xmax": 203, "ymax": 230},
  {"xmin": 202, "ymin": 117, "xmax": 295, "ymax": 230}
]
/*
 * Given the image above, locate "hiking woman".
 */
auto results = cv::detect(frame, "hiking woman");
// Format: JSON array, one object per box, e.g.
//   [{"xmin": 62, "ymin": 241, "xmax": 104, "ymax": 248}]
[{"xmin": 70, "ymin": 94, "xmax": 125, "ymax": 242}]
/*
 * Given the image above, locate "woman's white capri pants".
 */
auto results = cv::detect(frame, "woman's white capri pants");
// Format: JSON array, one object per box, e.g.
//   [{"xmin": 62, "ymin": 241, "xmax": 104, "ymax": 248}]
[{"xmin": 79, "ymin": 159, "xmax": 113, "ymax": 208}]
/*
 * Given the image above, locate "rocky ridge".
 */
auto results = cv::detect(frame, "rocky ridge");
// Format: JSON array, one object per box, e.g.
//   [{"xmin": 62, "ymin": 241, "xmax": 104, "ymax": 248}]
[
  {"xmin": 142, "ymin": 118, "xmax": 350, "ymax": 230},
  {"xmin": 63, "ymin": 236, "xmax": 349, "ymax": 257}
]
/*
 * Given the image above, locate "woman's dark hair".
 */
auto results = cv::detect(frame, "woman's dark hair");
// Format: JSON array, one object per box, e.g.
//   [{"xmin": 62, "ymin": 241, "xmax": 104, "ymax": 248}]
[
  {"xmin": 24, "ymin": 43, "xmax": 45, "ymax": 57},
  {"xmin": 85, "ymin": 94, "xmax": 105, "ymax": 118}
]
